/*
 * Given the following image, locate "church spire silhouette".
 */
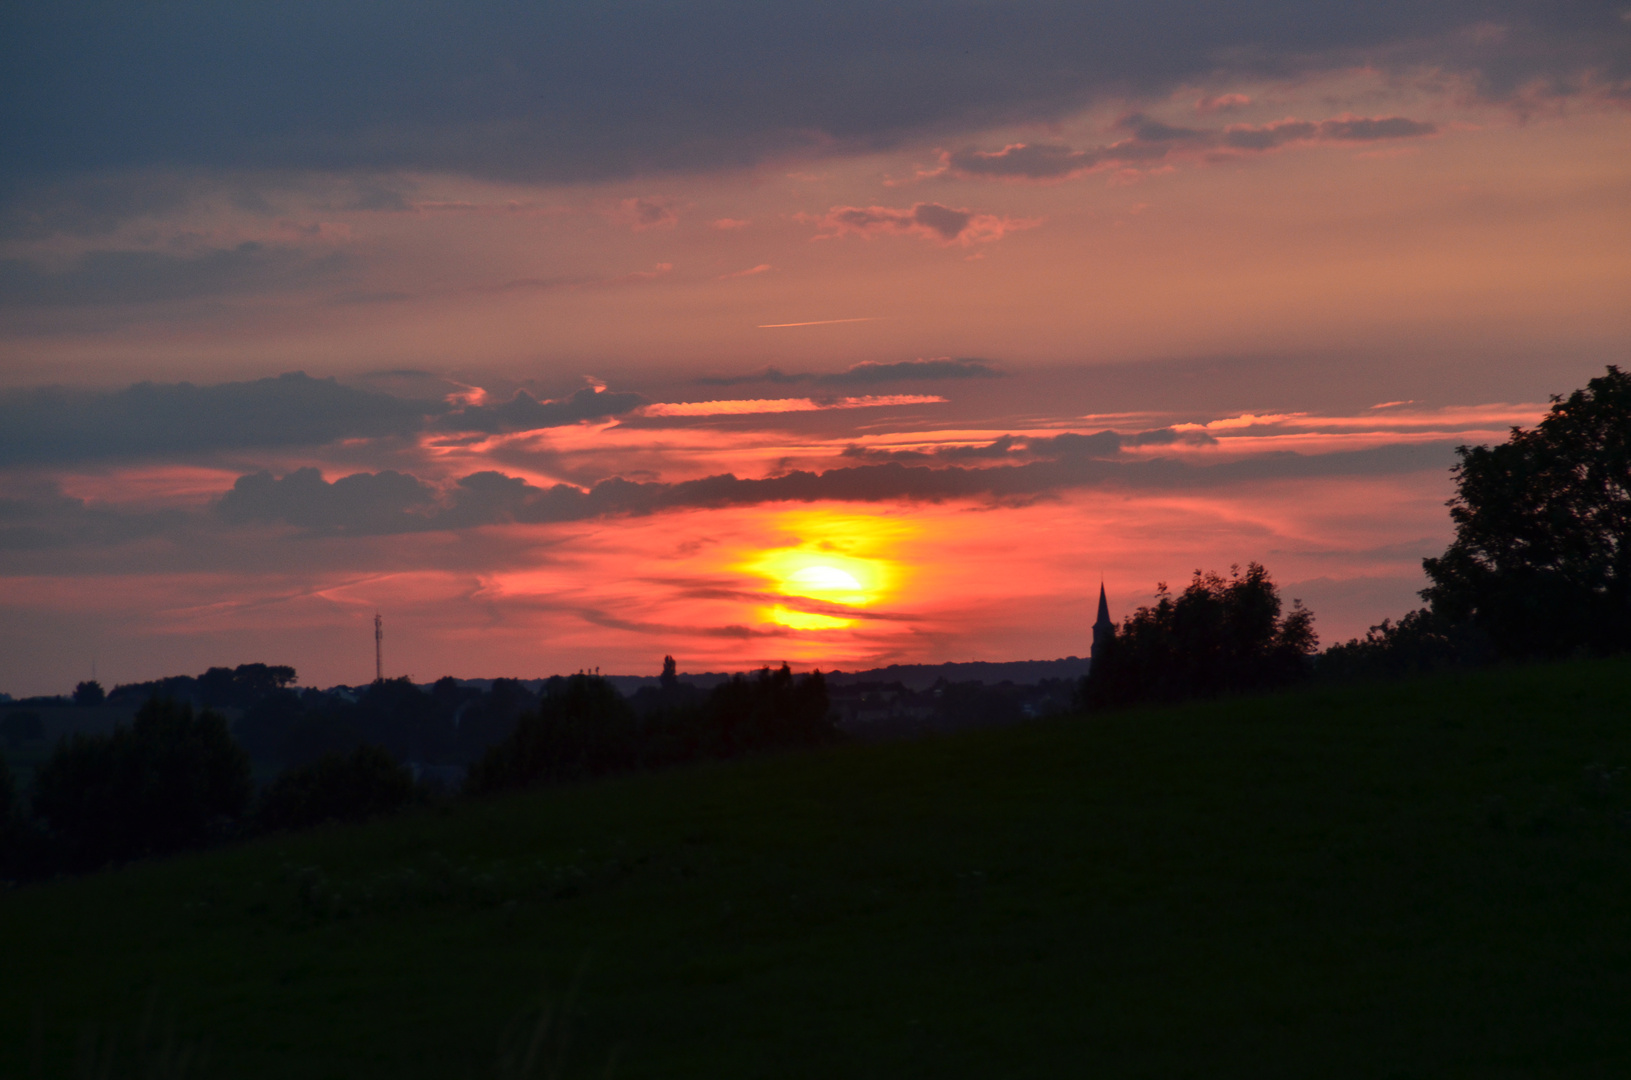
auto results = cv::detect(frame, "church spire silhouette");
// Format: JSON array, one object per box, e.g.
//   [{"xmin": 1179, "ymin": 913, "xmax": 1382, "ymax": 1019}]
[{"xmin": 1091, "ymin": 582, "xmax": 1114, "ymax": 660}]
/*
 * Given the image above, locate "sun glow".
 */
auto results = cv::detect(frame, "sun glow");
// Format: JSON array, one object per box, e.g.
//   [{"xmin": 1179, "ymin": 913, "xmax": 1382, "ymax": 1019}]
[{"xmin": 735, "ymin": 510, "xmax": 915, "ymax": 632}]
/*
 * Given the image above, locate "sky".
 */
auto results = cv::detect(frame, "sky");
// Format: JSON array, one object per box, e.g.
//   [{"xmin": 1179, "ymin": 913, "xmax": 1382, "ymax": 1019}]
[{"xmin": 1, "ymin": 2, "xmax": 1628, "ymax": 695}]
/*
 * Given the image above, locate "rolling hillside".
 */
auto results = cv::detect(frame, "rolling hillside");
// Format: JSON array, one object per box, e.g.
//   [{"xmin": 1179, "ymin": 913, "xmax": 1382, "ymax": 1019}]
[{"xmin": 4, "ymin": 660, "xmax": 1631, "ymax": 1078}]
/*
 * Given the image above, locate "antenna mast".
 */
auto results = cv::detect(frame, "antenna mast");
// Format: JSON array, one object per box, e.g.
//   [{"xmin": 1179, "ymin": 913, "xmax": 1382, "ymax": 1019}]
[{"xmin": 374, "ymin": 612, "xmax": 383, "ymax": 683}]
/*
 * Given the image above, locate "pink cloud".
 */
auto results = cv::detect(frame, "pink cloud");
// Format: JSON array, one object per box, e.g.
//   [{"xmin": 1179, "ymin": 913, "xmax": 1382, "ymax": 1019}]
[
  {"xmin": 712, "ymin": 217, "xmax": 752, "ymax": 230},
  {"xmin": 803, "ymin": 202, "xmax": 1041, "ymax": 246}
]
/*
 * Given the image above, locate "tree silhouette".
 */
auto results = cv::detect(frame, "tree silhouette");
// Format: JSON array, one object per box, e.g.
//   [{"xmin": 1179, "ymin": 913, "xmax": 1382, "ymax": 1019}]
[
  {"xmin": 1422, "ymin": 366, "xmax": 1631, "ymax": 658},
  {"xmin": 72, "ymin": 680, "xmax": 105, "ymax": 706},
  {"xmin": 1085, "ymin": 563, "xmax": 1317, "ymax": 708}
]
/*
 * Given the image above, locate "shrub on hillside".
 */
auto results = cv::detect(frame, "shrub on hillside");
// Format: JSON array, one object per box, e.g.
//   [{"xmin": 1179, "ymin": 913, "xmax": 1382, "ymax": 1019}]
[
  {"xmin": 254, "ymin": 744, "xmax": 418, "ymax": 833},
  {"xmin": 1083, "ymin": 563, "xmax": 1317, "ymax": 709},
  {"xmin": 30, "ymin": 698, "xmax": 252, "ymax": 868},
  {"xmin": 1318, "ymin": 607, "xmax": 1494, "ymax": 679}
]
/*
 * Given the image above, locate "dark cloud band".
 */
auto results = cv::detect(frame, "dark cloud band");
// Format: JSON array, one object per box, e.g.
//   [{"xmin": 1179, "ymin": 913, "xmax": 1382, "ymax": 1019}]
[{"xmin": 2, "ymin": 2, "xmax": 1622, "ymax": 191}]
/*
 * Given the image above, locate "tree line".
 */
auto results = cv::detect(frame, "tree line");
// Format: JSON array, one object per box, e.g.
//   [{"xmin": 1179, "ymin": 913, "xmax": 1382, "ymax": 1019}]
[{"xmin": 0, "ymin": 661, "xmax": 831, "ymax": 881}]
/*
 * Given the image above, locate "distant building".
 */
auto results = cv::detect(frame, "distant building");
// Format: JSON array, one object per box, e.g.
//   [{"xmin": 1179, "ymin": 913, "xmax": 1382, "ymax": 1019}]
[{"xmin": 1091, "ymin": 583, "xmax": 1115, "ymax": 660}]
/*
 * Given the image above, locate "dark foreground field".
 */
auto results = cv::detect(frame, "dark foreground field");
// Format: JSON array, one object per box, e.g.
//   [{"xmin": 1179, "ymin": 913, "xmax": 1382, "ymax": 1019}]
[{"xmin": 4, "ymin": 661, "xmax": 1631, "ymax": 1078}]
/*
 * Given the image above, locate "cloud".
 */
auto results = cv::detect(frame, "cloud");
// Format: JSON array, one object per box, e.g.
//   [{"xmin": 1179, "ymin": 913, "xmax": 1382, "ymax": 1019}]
[
  {"xmin": 818, "ymin": 358, "xmax": 1003, "ymax": 384},
  {"xmin": 217, "ymin": 467, "xmax": 436, "ymax": 532},
  {"xmin": 603, "ymin": 197, "xmax": 680, "ymax": 231},
  {"xmin": 937, "ymin": 112, "xmax": 1438, "ymax": 181},
  {"xmin": 1222, "ymin": 115, "xmax": 1438, "ymax": 150},
  {"xmin": 0, "ymin": 372, "xmax": 427, "ymax": 465},
  {"xmin": 0, "ymin": 242, "xmax": 345, "ymax": 308},
  {"xmin": 711, "ymin": 218, "xmax": 751, "ymax": 230},
  {"xmin": 0, "ymin": 4, "xmax": 1617, "ymax": 195},
  {"xmin": 207, "ymin": 436, "xmax": 1458, "ymax": 536},
  {"xmin": 0, "ymin": 374, "xmax": 650, "ymax": 464},
  {"xmin": 439, "ymin": 386, "xmax": 646, "ymax": 433},
  {"xmin": 806, "ymin": 202, "xmax": 1040, "ymax": 245}
]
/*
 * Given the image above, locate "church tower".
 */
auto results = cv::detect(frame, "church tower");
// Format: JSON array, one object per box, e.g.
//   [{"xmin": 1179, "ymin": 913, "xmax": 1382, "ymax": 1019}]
[{"xmin": 1091, "ymin": 583, "xmax": 1114, "ymax": 660}]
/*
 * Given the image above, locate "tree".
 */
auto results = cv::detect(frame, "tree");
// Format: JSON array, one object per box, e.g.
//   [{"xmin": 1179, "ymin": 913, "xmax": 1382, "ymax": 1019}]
[
  {"xmin": 1084, "ymin": 563, "xmax": 1317, "ymax": 708},
  {"xmin": 1422, "ymin": 366, "xmax": 1631, "ymax": 658},
  {"xmin": 73, "ymin": 680, "xmax": 105, "ymax": 706},
  {"xmin": 31, "ymin": 698, "xmax": 252, "ymax": 868}
]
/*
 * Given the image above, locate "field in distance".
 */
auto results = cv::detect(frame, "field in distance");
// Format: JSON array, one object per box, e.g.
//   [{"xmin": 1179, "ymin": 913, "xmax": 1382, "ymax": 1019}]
[{"xmin": 4, "ymin": 659, "xmax": 1631, "ymax": 1078}]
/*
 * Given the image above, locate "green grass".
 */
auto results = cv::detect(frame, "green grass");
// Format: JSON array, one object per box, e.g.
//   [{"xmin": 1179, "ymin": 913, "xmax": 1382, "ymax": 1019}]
[{"xmin": 4, "ymin": 660, "xmax": 1631, "ymax": 1078}]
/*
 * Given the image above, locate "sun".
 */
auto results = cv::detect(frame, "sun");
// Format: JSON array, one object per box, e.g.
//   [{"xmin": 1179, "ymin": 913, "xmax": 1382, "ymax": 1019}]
[{"xmin": 733, "ymin": 510, "xmax": 914, "ymax": 632}]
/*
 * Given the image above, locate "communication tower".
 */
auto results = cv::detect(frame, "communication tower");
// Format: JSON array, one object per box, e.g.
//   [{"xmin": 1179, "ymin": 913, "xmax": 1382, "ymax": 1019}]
[{"xmin": 374, "ymin": 612, "xmax": 383, "ymax": 683}]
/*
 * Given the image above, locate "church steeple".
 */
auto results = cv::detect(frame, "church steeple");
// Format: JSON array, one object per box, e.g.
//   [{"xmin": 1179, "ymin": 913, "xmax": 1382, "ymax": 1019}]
[{"xmin": 1091, "ymin": 582, "xmax": 1114, "ymax": 659}]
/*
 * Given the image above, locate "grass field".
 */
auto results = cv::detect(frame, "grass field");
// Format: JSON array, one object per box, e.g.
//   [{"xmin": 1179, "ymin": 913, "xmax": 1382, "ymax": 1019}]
[{"xmin": 3, "ymin": 660, "xmax": 1631, "ymax": 1078}]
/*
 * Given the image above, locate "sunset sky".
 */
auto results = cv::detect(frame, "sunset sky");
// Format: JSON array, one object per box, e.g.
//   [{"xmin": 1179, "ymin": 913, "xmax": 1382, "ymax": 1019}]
[{"xmin": 2, "ymin": 3, "xmax": 1628, "ymax": 695}]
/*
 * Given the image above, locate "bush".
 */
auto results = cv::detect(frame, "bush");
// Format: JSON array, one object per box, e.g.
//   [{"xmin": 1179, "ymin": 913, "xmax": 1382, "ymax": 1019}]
[
  {"xmin": 1084, "ymin": 563, "xmax": 1317, "ymax": 709},
  {"xmin": 255, "ymin": 744, "xmax": 417, "ymax": 833},
  {"xmin": 1318, "ymin": 608, "xmax": 1494, "ymax": 680},
  {"xmin": 30, "ymin": 698, "xmax": 252, "ymax": 869}
]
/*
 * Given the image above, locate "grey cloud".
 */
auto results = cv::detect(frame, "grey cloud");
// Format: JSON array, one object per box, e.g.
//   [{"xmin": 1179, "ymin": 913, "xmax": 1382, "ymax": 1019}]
[
  {"xmin": 0, "ymin": 242, "xmax": 345, "ymax": 308},
  {"xmin": 0, "ymin": 482, "xmax": 185, "ymax": 552},
  {"xmin": 841, "ymin": 427, "xmax": 1205, "ymax": 465},
  {"xmin": 695, "ymin": 367, "xmax": 808, "ymax": 387},
  {"xmin": 1223, "ymin": 116, "xmax": 1437, "ymax": 150},
  {"xmin": 0, "ymin": 174, "xmax": 198, "ymax": 240},
  {"xmin": 5, "ymin": 3, "xmax": 1613, "ymax": 195},
  {"xmin": 909, "ymin": 203, "xmax": 971, "ymax": 241},
  {"xmin": 440, "ymin": 387, "xmax": 646, "ymax": 434},
  {"xmin": 0, "ymin": 375, "xmax": 649, "ymax": 465},
  {"xmin": 1117, "ymin": 113, "xmax": 1208, "ymax": 142},
  {"xmin": 210, "ymin": 438, "xmax": 1457, "ymax": 536},
  {"xmin": 217, "ymin": 467, "xmax": 436, "ymax": 532},
  {"xmin": 947, "ymin": 112, "xmax": 1437, "ymax": 179},
  {"xmin": 0, "ymin": 372, "xmax": 428, "ymax": 465}
]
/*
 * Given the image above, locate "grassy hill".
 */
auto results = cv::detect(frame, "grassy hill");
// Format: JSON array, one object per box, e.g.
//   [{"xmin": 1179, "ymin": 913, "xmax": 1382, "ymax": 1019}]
[{"xmin": 4, "ymin": 660, "xmax": 1631, "ymax": 1078}]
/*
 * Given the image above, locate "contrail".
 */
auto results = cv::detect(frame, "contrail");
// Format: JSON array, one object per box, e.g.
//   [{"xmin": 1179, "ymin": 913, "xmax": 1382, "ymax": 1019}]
[{"xmin": 756, "ymin": 317, "xmax": 880, "ymax": 328}]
